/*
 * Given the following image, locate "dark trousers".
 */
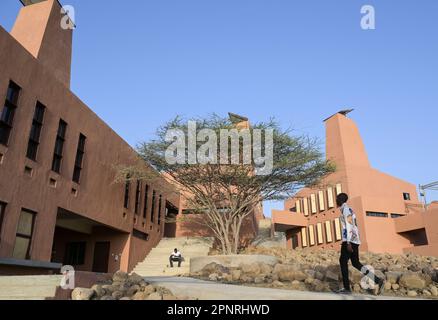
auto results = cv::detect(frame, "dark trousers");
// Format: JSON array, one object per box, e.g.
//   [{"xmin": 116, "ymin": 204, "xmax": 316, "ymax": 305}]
[
  {"xmin": 169, "ymin": 256, "xmax": 182, "ymax": 267},
  {"xmin": 339, "ymin": 242, "xmax": 381, "ymax": 290}
]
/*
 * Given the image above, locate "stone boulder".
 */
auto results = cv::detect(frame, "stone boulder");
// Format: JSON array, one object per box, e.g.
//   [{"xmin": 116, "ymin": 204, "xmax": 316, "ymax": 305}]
[
  {"xmin": 273, "ymin": 264, "xmax": 307, "ymax": 282},
  {"xmin": 112, "ymin": 270, "xmax": 129, "ymax": 283},
  {"xmin": 399, "ymin": 271, "xmax": 431, "ymax": 290},
  {"xmin": 72, "ymin": 288, "xmax": 95, "ymax": 300}
]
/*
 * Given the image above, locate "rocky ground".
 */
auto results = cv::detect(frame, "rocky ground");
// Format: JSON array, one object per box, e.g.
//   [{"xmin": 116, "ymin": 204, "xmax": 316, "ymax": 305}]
[
  {"xmin": 191, "ymin": 246, "xmax": 438, "ymax": 299},
  {"xmin": 71, "ymin": 271, "xmax": 194, "ymax": 300}
]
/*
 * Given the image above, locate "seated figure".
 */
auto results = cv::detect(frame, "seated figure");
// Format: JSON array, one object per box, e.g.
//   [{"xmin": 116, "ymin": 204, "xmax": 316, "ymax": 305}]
[{"xmin": 169, "ymin": 248, "xmax": 183, "ymax": 268}]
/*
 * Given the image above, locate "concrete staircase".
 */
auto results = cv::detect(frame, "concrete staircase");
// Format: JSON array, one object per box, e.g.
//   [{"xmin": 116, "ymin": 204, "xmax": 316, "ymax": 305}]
[
  {"xmin": 132, "ymin": 237, "xmax": 214, "ymax": 277},
  {"xmin": 0, "ymin": 275, "xmax": 63, "ymax": 300}
]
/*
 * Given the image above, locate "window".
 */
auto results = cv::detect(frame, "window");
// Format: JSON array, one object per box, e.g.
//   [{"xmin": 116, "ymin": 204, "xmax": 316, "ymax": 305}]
[
  {"xmin": 308, "ymin": 225, "xmax": 315, "ymax": 246},
  {"xmin": 403, "ymin": 193, "xmax": 411, "ymax": 201},
  {"xmin": 316, "ymin": 223, "xmax": 324, "ymax": 244},
  {"xmin": 72, "ymin": 134, "xmax": 86, "ymax": 183},
  {"xmin": 301, "ymin": 227, "xmax": 308, "ymax": 247},
  {"xmin": 0, "ymin": 202, "xmax": 6, "ymax": 241},
  {"xmin": 325, "ymin": 220, "xmax": 333, "ymax": 243},
  {"xmin": 0, "ymin": 81, "xmax": 21, "ymax": 146},
  {"xmin": 335, "ymin": 183, "xmax": 342, "ymax": 195},
  {"xmin": 123, "ymin": 174, "xmax": 130, "ymax": 209},
  {"xmin": 64, "ymin": 242, "xmax": 86, "ymax": 265},
  {"xmin": 366, "ymin": 211, "xmax": 388, "ymax": 218},
  {"xmin": 333, "ymin": 218, "xmax": 342, "ymax": 241},
  {"xmin": 327, "ymin": 187, "xmax": 335, "ymax": 208},
  {"xmin": 134, "ymin": 180, "xmax": 141, "ymax": 214},
  {"xmin": 26, "ymin": 102, "xmax": 46, "ymax": 161},
  {"xmin": 303, "ymin": 198, "xmax": 309, "ymax": 217},
  {"xmin": 143, "ymin": 184, "xmax": 149, "ymax": 218},
  {"xmin": 12, "ymin": 209, "xmax": 36, "ymax": 260},
  {"xmin": 158, "ymin": 194, "xmax": 162, "ymax": 225},
  {"xmin": 295, "ymin": 200, "xmax": 301, "ymax": 213},
  {"xmin": 318, "ymin": 191, "xmax": 325, "ymax": 211},
  {"xmin": 150, "ymin": 190, "xmax": 156, "ymax": 223},
  {"xmin": 133, "ymin": 229, "xmax": 149, "ymax": 241},
  {"xmin": 310, "ymin": 194, "xmax": 317, "ymax": 214},
  {"xmin": 391, "ymin": 213, "xmax": 404, "ymax": 219},
  {"xmin": 51, "ymin": 119, "xmax": 67, "ymax": 173}
]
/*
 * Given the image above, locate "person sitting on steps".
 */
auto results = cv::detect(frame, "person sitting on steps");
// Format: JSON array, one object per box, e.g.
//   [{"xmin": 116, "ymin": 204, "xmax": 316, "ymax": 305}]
[{"xmin": 169, "ymin": 248, "xmax": 182, "ymax": 268}]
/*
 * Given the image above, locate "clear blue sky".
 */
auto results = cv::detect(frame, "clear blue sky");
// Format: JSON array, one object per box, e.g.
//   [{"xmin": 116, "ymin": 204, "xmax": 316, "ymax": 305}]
[{"xmin": 1, "ymin": 0, "xmax": 437, "ymax": 216}]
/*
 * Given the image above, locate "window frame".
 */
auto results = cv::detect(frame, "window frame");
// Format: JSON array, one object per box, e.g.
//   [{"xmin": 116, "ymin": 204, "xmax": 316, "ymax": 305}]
[
  {"xmin": 51, "ymin": 119, "xmax": 67, "ymax": 173},
  {"xmin": 143, "ymin": 184, "xmax": 149, "ymax": 218},
  {"xmin": 150, "ymin": 190, "xmax": 156, "ymax": 223},
  {"xmin": 134, "ymin": 180, "xmax": 141, "ymax": 214},
  {"xmin": 26, "ymin": 102, "xmax": 46, "ymax": 161},
  {"xmin": 0, "ymin": 202, "xmax": 6, "ymax": 242},
  {"xmin": 0, "ymin": 81, "xmax": 21, "ymax": 146},
  {"xmin": 72, "ymin": 133, "xmax": 86, "ymax": 183},
  {"xmin": 13, "ymin": 208, "xmax": 37, "ymax": 260},
  {"xmin": 123, "ymin": 174, "xmax": 131, "ymax": 209}
]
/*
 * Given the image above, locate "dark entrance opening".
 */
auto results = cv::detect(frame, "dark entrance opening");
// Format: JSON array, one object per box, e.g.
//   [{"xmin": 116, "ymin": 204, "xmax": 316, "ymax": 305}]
[
  {"xmin": 92, "ymin": 241, "xmax": 110, "ymax": 273},
  {"xmin": 163, "ymin": 201, "xmax": 179, "ymax": 238}
]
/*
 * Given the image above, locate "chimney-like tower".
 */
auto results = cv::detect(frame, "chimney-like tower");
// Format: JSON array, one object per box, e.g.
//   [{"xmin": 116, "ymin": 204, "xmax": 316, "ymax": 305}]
[
  {"xmin": 324, "ymin": 111, "xmax": 371, "ymax": 171},
  {"xmin": 11, "ymin": 0, "xmax": 72, "ymax": 88}
]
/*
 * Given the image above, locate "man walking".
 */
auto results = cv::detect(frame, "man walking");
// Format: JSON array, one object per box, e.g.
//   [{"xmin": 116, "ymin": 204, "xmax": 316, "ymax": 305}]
[{"xmin": 336, "ymin": 193, "xmax": 385, "ymax": 295}]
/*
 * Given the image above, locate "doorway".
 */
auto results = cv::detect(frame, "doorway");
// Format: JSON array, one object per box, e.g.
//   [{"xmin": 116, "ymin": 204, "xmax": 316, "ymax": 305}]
[{"xmin": 92, "ymin": 241, "xmax": 110, "ymax": 273}]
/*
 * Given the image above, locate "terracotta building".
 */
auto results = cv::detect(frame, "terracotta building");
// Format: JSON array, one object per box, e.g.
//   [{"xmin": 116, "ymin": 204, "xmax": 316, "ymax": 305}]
[
  {"xmin": 0, "ymin": 0, "xmax": 181, "ymax": 275},
  {"xmin": 0, "ymin": 0, "xmax": 260, "ymax": 275},
  {"xmin": 272, "ymin": 110, "xmax": 438, "ymax": 257}
]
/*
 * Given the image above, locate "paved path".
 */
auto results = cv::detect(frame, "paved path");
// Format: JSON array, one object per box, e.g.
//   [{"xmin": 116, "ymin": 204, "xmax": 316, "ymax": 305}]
[{"xmin": 144, "ymin": 276, "xmax": 413, "ymax": 300}]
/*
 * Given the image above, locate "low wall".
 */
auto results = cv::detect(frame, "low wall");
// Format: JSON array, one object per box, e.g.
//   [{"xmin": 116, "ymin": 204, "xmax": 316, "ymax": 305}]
[{"xmin": 190, "ymin": 254, "xmax": 279, "ymax": 274}]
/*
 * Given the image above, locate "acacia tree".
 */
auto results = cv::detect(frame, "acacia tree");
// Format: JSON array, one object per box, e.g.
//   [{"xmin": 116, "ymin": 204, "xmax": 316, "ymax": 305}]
[{"xmin": 124, "ymin": 114, "xmax": 334, "ymax": 254}]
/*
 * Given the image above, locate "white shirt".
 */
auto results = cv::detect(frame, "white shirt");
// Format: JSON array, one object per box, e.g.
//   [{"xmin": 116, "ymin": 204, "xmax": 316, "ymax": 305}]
[
  {"xmin": 171, "ymin": 251, "xmax": 181, "ymax": 257},
  {"xmin": 339, "ymin": 203, "xmax": 361, "ymax": 245}
]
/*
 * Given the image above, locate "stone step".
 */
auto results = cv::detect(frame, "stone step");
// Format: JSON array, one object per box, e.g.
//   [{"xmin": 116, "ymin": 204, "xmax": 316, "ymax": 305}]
[
  {"xmin": 131, "ymin": 237, "xmax": 213, "ymax": 277},
  {"xmin": 0, "ymin": 275, "xmax": 63, "ymax": 286},
  {"xmin": 0, "ymin": 275, "xmax": 62, "ymax": 300}
]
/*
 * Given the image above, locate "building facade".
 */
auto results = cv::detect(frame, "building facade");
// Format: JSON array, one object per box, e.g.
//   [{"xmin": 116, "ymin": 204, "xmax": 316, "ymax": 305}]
[
  {"xmin": 272, "ymin": 111, "xmax": 438, "ymax": 257},
  {"xmin": 0, "ymin": 0, "xmax": 180, "ymax": 275}
]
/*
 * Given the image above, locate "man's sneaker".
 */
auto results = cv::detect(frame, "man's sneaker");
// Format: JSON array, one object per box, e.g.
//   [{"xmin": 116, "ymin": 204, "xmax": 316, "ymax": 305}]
[
  {"xmin": 336, "ymin": 288, "xmax": 352, "ymax": 295},
  {"xmin": 374, "ymin": 278, "xmax": 386, "ymax": 296}
]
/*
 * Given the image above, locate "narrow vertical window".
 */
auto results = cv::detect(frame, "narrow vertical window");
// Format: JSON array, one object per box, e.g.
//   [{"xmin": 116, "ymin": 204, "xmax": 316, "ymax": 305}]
[
  {"xmin": 325, "ymin": 220, "xmax": 333, "ymax": 243},
  {"xmin": 295, "ymin": 200, "xmax": 301, "ymax": 213},
  {"xmin": 150, "ymin": 190, "xmax": 156, "ymax": 223},
  {"xmin": 310, "ymin": 194, "xmax": 317, "ymax": 214},
  {"xmin": 301, "ymin": 227, "xmax": 308, "ymax": 247},
  {"xmin": 72, "ymin": 134, "xmax": 86, "ymax": 183},
  {"xmin": 143, "ymin": 184, "xmax": 149, "ymax": 218},
  {"xmin": 316, "ymin": 222, "xmax": 324, "ymax": 244},
  {"xmin": 26, "ymin": 102, "xmax": 46, "ymax": 161},
  {"xmin": 327, "ymin": 187, "xmax": 335, "ymax": 208},
  {"xmin": 0, "ymin": 81, "xmax": 21, "ymax": 146},
  {"xmin": 12, "ymin": 208, "xmax": 37, "ymax": 260},
  {"xmin": 303, "ymin": 198, "xmax": 309, "ymax": 217},
  {"xmin": 308, "ymin": 225, "xmax": 315, "ymax": 246},
  {"xmin": 0, "ymin": 202, "xmax": 6, "ymax": 242},
  {"xmin": 51, "ymin": 119, "xmax": 67, "ymax": 173},
  {"xmin": 318, "ymin": 190, "xmax": 325, "ymax": 211},
  {"xmin": 158, "ymin": 195, "xmax": 162, "ymax": 225},
  {"xmin": 123, "ymin": 174, "xmax": 130, "ymax": 209},
  {"xmin": 134, "ymin": 180, "xmax": 141, "ymax": 214}
]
